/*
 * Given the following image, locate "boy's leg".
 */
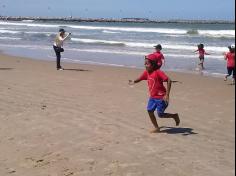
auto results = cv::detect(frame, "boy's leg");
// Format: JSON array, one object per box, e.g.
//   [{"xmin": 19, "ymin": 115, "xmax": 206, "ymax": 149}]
[
  {"xmin": 159, "ymin": 113, "xmax": 180, "ymax": 126},
  {"xmin": 199, "ymin": 58, "xmax": 204, "ymax": 70},
  {"xmin": 232, "ymin": 68, "xmax": 235, "ymax": 84},
  {"xmin": 156, "ymin": 100, "xmax": 180, "ymax": 126},
  {"xmin": 56, "ymin": 52, "xmax": 61, "ymax": 69},
  {"xmin": 148, "ymin": 111, "xmax": 160, "ymax": 133},
  {"xmin": 200, "ymin": 62, "xmax": 204, "ymax": 70},
  {"xmin": 53, "ymin": 46, "xmax": 61, "ymax": 69},
  {"xmin": 225, "ymin": 67, "xmax": 232, "ymax": 81},
  {"xmin": 147, "ymin": 98, "xmax": 160, "ymax": 133}
]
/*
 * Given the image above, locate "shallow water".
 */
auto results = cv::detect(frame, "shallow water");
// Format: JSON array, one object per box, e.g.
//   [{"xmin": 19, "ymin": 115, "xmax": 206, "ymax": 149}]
[{"xmin": 0, "ymin": 20, "xmax": 235, "ymax": 77}]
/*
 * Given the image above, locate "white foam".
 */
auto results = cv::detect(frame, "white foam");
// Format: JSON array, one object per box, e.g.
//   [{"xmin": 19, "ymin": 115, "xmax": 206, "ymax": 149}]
[
  {"xmin": 102, "ymin": 30, "xmax": 121, "ymax": 34},
  {"xmin": 0, "ymin": 21, "xmax": 234, "ymax": 38},
  {"xmin": 0, "ymin": 21, "xmax": 59, "ymax": 28},
  {"xmin": 198, "ymin": 30, "xmax": 235, "ymax": 38},
  {"xmin": 71, "ymin": 38, "xmax": 124, "ymax": 45},
  {"xmin": 21, "ymin": 20, "xmax": 35, "ymax": 22},
  {"xmin": 0, "ymin": 37, "xmax": 21, "ymax": 40},
  {"xmin": 70, "ymin": 37, "xmax": 228, "ymax": 53},
  {"xmin": 68, "ymin": 25, "xmax": 187, "ymax": 34},
  {"xmin": 0, "ymin": 29, "xmax": 21, "ymax": 34}
]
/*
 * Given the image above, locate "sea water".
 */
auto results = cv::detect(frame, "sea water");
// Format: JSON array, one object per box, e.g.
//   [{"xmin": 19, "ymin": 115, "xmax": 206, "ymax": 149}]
[{"xmin": 0, "ymin": 20, "xmax": 235, "ymax": 76}]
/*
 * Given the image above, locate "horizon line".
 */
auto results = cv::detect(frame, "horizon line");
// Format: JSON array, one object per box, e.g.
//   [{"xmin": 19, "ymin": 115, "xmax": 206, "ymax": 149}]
[{"xmin": 0, "ymin": 15, "xmax": 235, "ymax": 24}]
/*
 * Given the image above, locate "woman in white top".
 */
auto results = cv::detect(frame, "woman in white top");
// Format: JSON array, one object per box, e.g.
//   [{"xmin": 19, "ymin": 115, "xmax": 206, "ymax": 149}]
[{"xmin": 53, "ymin": 29, "xmax": 71, "ymax": 70}]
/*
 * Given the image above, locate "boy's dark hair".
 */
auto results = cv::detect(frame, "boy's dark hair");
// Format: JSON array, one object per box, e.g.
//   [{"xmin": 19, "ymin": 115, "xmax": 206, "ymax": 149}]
[
  {"xmin": 228, "ymin": 45, "xmax": 235, "ymax": 53},
  {"xmin": 145, "ymin": 57, "xmax": 160, "ymax": 70},
  {"xmin": 198, "ymin": 43, "xmax": 204, "ymax": 49},
  {"xmin": 154, "ymin": 44, "xmax": 162, "ymax": 50},
  {"xmin": 59, "ymin": 28, "xmax": 65, "ymax": 33}
]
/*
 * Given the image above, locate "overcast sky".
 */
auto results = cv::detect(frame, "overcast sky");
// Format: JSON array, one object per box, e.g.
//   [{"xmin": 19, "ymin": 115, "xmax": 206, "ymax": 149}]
[{"xmin": 0, "ymin": 0, "xmax": 235, "ymax": 20}]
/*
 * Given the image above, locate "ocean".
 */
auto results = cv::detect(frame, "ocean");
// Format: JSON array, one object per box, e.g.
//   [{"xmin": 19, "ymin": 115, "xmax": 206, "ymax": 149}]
[{"xmin": 0, "ymin": 20, "xmax": 235, "ymax": 77}]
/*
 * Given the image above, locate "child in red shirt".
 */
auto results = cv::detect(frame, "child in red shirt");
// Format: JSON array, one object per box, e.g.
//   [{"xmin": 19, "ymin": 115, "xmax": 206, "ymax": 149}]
[
  {"xmin": 129, "ymin": 55, "xmax": 180, "ymax": 133},
  {"xmin": 153, "ymin": 44, "xmax": 165, "ymax": 68},
  {"xmin": 194, "ymin": 43, "xmax": 210, "ymax": 70},
  {"xmin": 145, "ymin": 44, "xmax": 165, "ymax": 69},
  {"xmin": 224, "ymin": 44, "xmax": 235, "ymax": 84}
]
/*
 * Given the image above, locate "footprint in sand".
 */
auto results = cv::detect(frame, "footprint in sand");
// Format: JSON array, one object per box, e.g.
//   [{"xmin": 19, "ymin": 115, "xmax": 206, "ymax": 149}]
[
  {"xmin": 22, "ymin": 157, "xmax": 50, "ymax": 168},
  {"xmin": 63, "ymin": 169, "xmax": 74, "ymax": 176}
]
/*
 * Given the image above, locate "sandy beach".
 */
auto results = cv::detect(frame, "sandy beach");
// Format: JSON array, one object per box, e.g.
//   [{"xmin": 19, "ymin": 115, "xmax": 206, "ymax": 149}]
[{"xmin": 0, "ymin": 53, "xmax": 235, "ymax": 176}]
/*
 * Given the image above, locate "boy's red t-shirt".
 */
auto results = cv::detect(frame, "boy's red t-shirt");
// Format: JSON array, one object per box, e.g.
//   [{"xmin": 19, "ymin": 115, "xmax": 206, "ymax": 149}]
[
  {"xmin": 225, "ymin": 52, "xmax": 235, "ymax": 68},
  {"xmin": 197, "ymin": 48, "xmax": 205, "ymax": 57},
  {"xmin": 139, "ymin": 70, "xmax": 168, "ymax": 99}
]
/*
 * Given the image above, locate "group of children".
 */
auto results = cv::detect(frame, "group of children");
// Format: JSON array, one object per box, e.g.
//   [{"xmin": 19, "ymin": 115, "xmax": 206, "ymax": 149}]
[
  {"xmin": 53, "ymin": 28, "xmax": 235, "ymax": 133},
  {"xmin": 128, "ymin": 43, "xmax": 234, "ymax": 133},
  {"xmin": 194, "ymin": 43, "xmax": 235, "ymax": 85}
]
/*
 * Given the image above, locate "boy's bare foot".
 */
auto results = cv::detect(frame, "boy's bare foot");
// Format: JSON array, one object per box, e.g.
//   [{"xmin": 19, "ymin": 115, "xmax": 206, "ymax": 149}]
[
  {"xmin": 224, "ymin": 76, "xmax": 227, "ymax": 81},
  {"xmin": 150, "ymin": 128, "xmax": 161, "ymax": 133},
  {"xmin": 174, "ymin": 114, "xmax": 180, "ymax": 126}
]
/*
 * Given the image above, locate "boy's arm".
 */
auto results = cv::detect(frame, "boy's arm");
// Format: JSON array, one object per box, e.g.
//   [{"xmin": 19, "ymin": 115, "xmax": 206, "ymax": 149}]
[
  {"xmin": 129, "ymin": 78, "xmax": 142, "ymax": 85},
  {"xmin": 162, "ymin": 59, "xmax": 165, "ymax": 66},
  {"xmin": 129, "ymin": 71, "xmax": 147, "ymax": 85},
  {"xmin": 164, "ymin": 78, "xmax": 172, "ymax": 103},
  {"xmin": 223, "ymin": 52, "xmax": 227, "ymax": 60},
  {"xmin": 162, "ymin": 54, "xmax": 165, "ymax": 65},
  {"xmin": 62, "ymin": 33, "xmax": 71, "ymax": 41}
]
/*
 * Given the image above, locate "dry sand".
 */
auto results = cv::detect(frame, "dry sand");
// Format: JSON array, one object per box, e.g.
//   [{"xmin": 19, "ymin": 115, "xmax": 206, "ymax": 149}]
[{"xmin": 0, "ymin": 54, "xmax": 235, "ymax": 176}]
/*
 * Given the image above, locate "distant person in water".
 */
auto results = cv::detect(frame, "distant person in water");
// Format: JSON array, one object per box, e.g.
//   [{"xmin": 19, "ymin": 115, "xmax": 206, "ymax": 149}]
[
  {"xmin": 145, "ymin": 44, "xmax": 165, "ymax": 69},
  {"xmin": 194, "ymin": 43, "xmax": 210, "ymax": 70},
  {"xmin": 129, "ymin": 54, "xmax": 180, "ymax": 133},
  {"xmin": 53, "ymin": 29, "xmax": 71, "ymax": 70},
  {"xmin": 224, "ymin": 44, "xmax": 235, "ymax": 85},
  {"xmin": 153, "ymin": 44, "xmax": 165, "ymax": 68}
]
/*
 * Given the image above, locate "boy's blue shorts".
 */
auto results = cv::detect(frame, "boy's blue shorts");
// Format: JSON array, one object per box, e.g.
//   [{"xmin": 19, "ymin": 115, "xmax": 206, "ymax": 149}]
[{"xmin": 147, "ymin": 98, "xmax": 168, "ymax": 117}]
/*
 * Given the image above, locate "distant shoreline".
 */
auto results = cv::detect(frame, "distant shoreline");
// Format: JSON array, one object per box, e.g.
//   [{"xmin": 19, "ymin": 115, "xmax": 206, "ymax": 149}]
[{"xmin": 0, "ymin": 16, "xmax": 235, "ymax": 24}]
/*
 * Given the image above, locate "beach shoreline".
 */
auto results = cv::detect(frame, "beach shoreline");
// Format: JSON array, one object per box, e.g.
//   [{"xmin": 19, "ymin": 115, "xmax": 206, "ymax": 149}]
[
  {"xmin": 0, "ymin": 49, "xmax": 230, "ymax": 79},
  {"xmin": 0, "ymin": 53, "xmax": 235, "ymax": 176}
]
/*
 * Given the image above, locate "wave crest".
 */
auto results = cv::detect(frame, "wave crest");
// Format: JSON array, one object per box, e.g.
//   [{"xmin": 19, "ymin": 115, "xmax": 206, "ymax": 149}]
[{"xmin": 71, "ymin": 38, "xmax": 125, "ymax": 46}]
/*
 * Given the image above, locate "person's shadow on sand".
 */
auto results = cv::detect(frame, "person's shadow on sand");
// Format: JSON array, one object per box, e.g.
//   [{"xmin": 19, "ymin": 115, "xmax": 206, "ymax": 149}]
[
  {"xmin": 63, "ymin": 68, "xmax": 90, "ymax": 72},
  {"xmin": 0, "ymin": 68, "xmax": 13, "ymax": 70},
  {"xmin": 160, "ymin": 126, "xmax": 198, "ymax": 136}
]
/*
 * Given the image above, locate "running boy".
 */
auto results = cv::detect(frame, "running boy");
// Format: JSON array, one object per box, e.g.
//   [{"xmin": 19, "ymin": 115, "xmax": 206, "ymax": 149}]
[
  {"xmin": 129, "ymin": 54, "xmax": 180, "ymax": 133},
  {"xmin": 194, "ymin": 43, "xmax": 210, "ymax": 70},
  {"xmin": 224, "ymin": 44, "xmax": 235, "ymax": 84}
]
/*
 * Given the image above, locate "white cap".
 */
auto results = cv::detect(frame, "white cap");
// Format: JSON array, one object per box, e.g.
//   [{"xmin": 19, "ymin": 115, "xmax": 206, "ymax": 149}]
[{"xmin": 231, "ymin": 44, "xmax": 235, "ymax": 49}]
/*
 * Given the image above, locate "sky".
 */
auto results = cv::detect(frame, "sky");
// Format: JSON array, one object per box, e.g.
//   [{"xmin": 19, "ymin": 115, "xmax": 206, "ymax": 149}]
[{"xmin": 0, "ymin": 0, "xmax": 235, "ymax": 20}]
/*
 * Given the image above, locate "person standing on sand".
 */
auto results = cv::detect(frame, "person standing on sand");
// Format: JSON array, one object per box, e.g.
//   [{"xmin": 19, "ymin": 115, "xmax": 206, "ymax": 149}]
[
  {"xmin": 129, "ymin": 55, "xmax": 180, "ymax": 133},
  {"xmin": 224, "ymin": 44, "xmax": 235, "ymax": 85},
  {"xmin": 194, "ymin": 43, "xmax": 210, "ymax": 70},
  {"xmin": 53, "ymin": 29, "xmax": 71, "ymax": 70}
]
